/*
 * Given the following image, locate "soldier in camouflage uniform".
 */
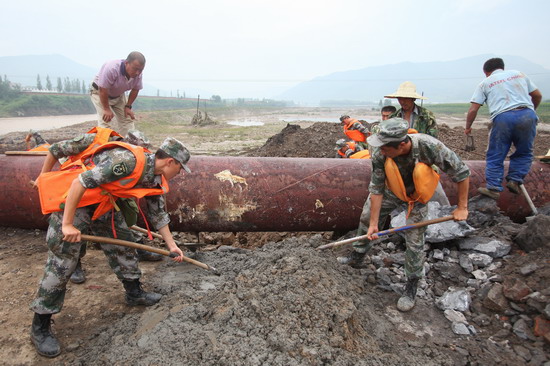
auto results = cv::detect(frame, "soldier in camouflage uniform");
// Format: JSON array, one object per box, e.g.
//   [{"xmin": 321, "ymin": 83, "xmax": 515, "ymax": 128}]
[
  {"xmin": 30, "ymin": 137, "xmax": 190, "ymax": 358},
  {"xmin": 385, "ymin": 81, "xmax": 438, "ymax": 138},
  {"xmin": 34, "ymin": 129, "xmax": 162, "ymax": 285},
  {"xmin": 338, "ymin": 118, "xmax": 470, "ymax": 312},
  {"xmin": 339, "ymin": 115, "xmax": 370, "ymax": 150},
  {"xmin": 334, "ymin": 138, "xmax": 365, "ymax": 158},
  {"xmin": 384, "ymin": 82, "xmax": 451, "ymax": 206}
]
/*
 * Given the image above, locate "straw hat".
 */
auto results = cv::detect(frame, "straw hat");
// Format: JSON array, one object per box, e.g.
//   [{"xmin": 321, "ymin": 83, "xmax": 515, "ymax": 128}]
[{"xmin": 384, "ymin": 81, "xmax": 427, "ymax": 100}]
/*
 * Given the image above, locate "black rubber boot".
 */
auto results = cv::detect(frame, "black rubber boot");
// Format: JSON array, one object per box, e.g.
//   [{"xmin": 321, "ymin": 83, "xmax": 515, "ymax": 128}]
[
  {"xmin": 336, "ymin": 250, "xmax": 366, "ymax": 268},
  {"xmin": 122, "ymin": 279, "xmax": 162, "ymax": 306},
  {"xmin": 30, "ymin": 313, "xmax": 61, "ymax": 358},
  {"xmin": 136, "ymin": 249, "xmax": 163, "ymax": 262},
  {"xmin": 70, "ymin": 260, "xmax": 86, "ymax": 284},
  {"xmin": 397, "ymin": 277, "xmax": 419, "ymax": 312}
]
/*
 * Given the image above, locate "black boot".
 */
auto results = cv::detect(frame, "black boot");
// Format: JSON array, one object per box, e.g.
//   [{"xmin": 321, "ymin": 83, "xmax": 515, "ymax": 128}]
[
  {"xmin": 70, "ymin": 260, "xmax": 86, "ymax": 284},
  {"xmin": 336, "ymin": 250, "xmax": 366, "ymax": 268},
  {"xmin": 397, "ymin": 277, "xmax": 419, "ymax": 312},
  {"xmin": 30, "ymin": 313, "xmax": 61, "ymax": 358},
  {"xmin": 136, "ymin": 249, "xmax": 163, "ymax": 262},
  {"xmin": 122, "ymin": 279, "xmax": 162, "ymax": 306}
]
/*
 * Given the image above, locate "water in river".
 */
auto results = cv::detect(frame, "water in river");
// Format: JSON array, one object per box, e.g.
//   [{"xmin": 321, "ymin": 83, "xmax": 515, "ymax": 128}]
[{"xmin": 0, "ymin": 114, "xmax": 97, "ymax": 135}]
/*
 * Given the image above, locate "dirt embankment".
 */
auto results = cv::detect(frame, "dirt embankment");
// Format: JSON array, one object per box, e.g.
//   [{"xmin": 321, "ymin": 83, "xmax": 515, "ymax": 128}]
[{"xmin": 249, "ymin": 121, "xmax": 550, "ymax": 161}]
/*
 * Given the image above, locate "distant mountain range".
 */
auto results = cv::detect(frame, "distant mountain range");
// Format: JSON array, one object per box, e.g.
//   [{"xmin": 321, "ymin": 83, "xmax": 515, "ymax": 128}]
[
  {"xmin": 1, "ymin": 54, "xmax": 549, "ymax": 104},
  {"xmin": 277, "ymin": 54, "xmax": 550, "ymax": 105}
]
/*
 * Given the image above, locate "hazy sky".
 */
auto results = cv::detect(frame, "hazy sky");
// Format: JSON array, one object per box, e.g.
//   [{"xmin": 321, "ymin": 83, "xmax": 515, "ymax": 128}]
[{"xmin": 2, "ymin": 0, "xmax": 549, "ymax": 98}]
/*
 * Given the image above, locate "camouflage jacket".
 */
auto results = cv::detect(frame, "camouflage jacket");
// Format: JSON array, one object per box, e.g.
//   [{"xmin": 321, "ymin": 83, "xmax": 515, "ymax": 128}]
[
  {"xmin": 369, "ymin": 134, "xmax": 470, "ymax": 196},
  {"xmin": 49, "ymin": 133, "xmax": 121, "ymax": 160},
  {"xmin": 52, "ymin": 140, "xmax": 170, "ymax": 230},
  {"xmin": 390, "ymin": 105, "xmax": 438, "ymax": 138}
]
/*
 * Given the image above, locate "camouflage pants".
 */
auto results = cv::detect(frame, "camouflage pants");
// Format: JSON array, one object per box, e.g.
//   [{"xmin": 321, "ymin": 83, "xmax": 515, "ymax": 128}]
[
  {"xmin": 30, "ymin": 207, "xmax": 141, "ymax": 314},
  {"xmin": 352, "ymin": 190, "xmax": 428, "ymax": 279}
]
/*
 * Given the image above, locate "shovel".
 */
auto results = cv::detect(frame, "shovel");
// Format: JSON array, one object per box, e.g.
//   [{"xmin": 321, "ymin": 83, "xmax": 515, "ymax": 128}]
[
  {"xmin": 80, "ymin": 234, "xmax": 220, "ymax": 275},
  {"xmin": 317, "ymin": 215, "xmax": 454, "ymax": 250},
  {"xmin": 519, "ymin": 183, "xmax": 538, "ymax": 219}
]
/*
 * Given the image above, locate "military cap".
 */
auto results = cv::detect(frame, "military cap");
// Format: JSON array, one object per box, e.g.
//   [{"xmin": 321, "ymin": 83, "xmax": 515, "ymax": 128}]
[
  {"xmin": 158, "ymin": 137, "xmax": 191, "ymax": 173},
  {"xmin": 339, "ymin": 115, "xmax": 350, "ymax": 122},
  {"xmin": 125, "ymin": 130, "xmax": 152, "ymax": 149},
  {"xmin": 366, "ymin": 118, "xmax": 409, "ymax": 147}
]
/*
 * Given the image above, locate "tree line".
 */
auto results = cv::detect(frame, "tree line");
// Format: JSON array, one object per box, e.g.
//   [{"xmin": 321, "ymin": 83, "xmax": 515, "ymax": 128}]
[
  {"xmin": 0, "ymin": 75, "xmax": 21, "ymax": 100},
  {"xmin": 35, "ymin": 74, "xmax": 88, "ymax": 94}
]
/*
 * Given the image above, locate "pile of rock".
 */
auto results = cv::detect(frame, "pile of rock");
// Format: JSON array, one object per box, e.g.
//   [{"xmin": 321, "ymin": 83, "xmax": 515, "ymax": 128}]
[{"xmin": 347, "ymin": 197, "xmax": 550, "ymax": 364}]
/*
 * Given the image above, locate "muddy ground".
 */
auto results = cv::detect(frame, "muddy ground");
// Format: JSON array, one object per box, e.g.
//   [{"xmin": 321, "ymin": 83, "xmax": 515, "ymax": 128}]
[{"xmin": 1, "ymin": 107, "xmax": 550, "ymax": 365}]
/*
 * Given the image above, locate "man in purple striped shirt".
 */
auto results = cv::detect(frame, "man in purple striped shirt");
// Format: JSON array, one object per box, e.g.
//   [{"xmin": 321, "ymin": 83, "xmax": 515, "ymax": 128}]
[{"xmin": 90, "ymin": 51, "xmax": 145, "ymax": 136}]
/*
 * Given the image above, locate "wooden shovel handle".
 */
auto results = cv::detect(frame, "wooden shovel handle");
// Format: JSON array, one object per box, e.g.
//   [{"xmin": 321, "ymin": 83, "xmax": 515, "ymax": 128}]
[{"xmin": 80, "ymin": 234, "xmax": 211, "ymax": 271}]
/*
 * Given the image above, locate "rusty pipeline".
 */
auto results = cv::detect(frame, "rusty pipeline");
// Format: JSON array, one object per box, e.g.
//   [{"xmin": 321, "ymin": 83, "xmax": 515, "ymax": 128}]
[{"xmin": 0, "ymin": 154, "xmax": 549, "ymax": 231}]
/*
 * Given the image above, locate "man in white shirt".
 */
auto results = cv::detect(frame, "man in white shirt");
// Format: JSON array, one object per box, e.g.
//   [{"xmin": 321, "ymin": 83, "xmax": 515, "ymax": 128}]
[{"xmin": 465, "ymin": 57, "xmax": 542, "ymax": 199}]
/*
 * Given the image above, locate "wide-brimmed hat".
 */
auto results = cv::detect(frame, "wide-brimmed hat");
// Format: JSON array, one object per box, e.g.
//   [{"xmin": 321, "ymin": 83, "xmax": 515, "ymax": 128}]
[
  {"xmin": 384, "ymin": 81, "xmax": 427, "ymax": 100},
  {"xmin": 366, "ymin": 118, "xmax": 409, "ymax": 147}
]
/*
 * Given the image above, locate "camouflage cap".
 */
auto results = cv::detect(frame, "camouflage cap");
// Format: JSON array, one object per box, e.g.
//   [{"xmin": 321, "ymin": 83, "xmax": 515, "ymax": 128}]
[
  {"xmin": 158, "ymin": 137, "xmax": 191, "ymax": 173},
  {"xmin": 124, "ymin": 129, "xmax": 152, "ymax": 149},
  {"xmin": 339, "ymin": 115, "xmax": 350, "ymax": 122},
  {"xmin": 366, "ymin": 118, "xmax": 409, "ymax": 147}
]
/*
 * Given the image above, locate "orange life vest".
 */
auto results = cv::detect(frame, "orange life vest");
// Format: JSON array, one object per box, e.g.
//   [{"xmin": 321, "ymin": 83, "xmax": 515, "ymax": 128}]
[
  {"xmin": 349, "ymin": 149, "xmax": 371, "ymax": 159},
  {"xmin": 384, "ymin": 137, "xmax": 439, "ymax": 217},
  {"xmin": 343, "ymin": 120, "xmax": 367, "ymax": 142},
  {"xmin": 60, "ymin": 126, "xmax": 122, "ymax": 169},
  {"xmin": 337, "ymin": 141, "xmax": 357, "ymax": 157},
  {"xmin": 38, "ymin": 141, "xmax": 168, "ymax": 221}
]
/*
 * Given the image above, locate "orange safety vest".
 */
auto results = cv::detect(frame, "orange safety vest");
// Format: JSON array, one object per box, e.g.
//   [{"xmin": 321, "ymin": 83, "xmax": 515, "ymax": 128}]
[
  {"xmin": 337, "ymin": 141, "xmax": 357, "ymax": 157},
  {"xmin": 343, "ymin": 120, "xmax": 367, "ymax": 142},
  {"xmin": 38, "ymin": 141, "xmax": 168, "ymax": 221},
  {"xmin": 60, "ymin": 126, "xmax": 122, "ymax": 169},
  {"xmin": 384, "ymin": 137, "xmax": 439, "ymax": 217}
]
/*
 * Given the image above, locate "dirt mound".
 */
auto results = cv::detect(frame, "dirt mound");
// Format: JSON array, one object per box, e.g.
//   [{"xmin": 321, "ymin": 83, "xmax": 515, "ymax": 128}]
[
  {"xmin": 248, "ymin": 122, "xmax": 550, "ymax": 161},
  {"xmin": 66, "ymin": 236, "xmax": 456, "ymax": 366},
  {"xmin": 249, "ymin": 123, "xmax": 342, "ymax": 158}
]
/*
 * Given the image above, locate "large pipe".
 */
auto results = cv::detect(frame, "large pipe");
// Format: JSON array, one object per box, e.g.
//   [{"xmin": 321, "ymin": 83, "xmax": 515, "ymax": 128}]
[{"xmin": 0, "ymin": 155, "xmax": 548, "ymax": 231}]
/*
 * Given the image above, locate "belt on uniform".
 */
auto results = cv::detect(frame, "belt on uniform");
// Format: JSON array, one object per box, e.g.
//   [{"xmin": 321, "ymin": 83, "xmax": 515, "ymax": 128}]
[
  {"xmin": 511, "ymin": 106, "xmax": 529, "ymax": 111},
  {"xmin": 92, "ymin": 82, "xmax": 119, "ymax": 99}
]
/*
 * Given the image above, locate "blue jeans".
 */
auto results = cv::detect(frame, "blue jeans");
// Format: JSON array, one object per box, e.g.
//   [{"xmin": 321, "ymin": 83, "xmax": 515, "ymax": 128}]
[{"xmin": 485, "ymin": 108, "xmax": 537, "ymax": 191}]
